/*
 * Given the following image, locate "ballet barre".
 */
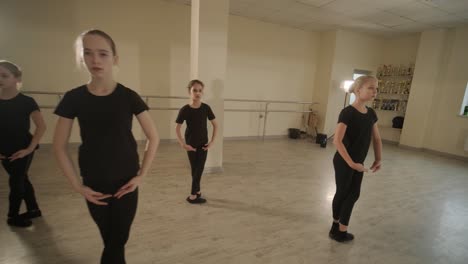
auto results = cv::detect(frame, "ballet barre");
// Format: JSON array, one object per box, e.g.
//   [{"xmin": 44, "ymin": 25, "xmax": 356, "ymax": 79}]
[{"xmin": 23, "ymin": 91, "xmax": 318, "ymax": 141}]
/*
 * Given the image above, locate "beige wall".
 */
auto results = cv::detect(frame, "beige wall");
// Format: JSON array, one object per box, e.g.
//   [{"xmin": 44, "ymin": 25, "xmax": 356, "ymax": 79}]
[
  {"xmin": 409, "ymin": 27, "xmax": 468, "ymax": 157},
  {"xmin": 314, "ymin": 30, "xmax": 383, "ymax": 136},
  {"xmin": 312, "ymin": 31, "xmax": 336, "ymax": 134},
  {"xmin": 379, "ymin": 34, "xmax": 420, "ymax": 142},
  {"xmin": 400, "ymin": 30, "xmax": 447, "ymax": 148},
  {"xmin": 382, "ymin": 34, "xmax": 420, "ymax": 65},
  {"xmin": 317, "ymin": 28, "xmax": 467, "ymax": 158},
  {"xmin": 1, "ymin": 0, "xmax": 320, "ymax": 143},
  {"xmin": 311, "ymin": 31, "xmax": 421, "ymax": 143},
  {"xmin": 2, "ymin": 0, "xmax": 467, "ymax": 158},
  {"xmin": 329, "ymin": 30, "xmax": 383, "ymax": 136},
  {"xmin": 0, "ymin": 0, "xmax": 193, "ymax": 144},
  {"xmin": 225, "ymin": 16, "xmax": 320, "ymax": 137}
]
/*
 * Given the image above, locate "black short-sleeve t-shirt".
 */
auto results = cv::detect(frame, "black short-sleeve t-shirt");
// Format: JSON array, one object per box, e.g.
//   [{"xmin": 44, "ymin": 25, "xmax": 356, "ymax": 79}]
[
  {"xmin": 336, "ymin": 105, "xmax": 378, "ymax": 163},
  {"xmin": 54, "ymin": 83, "xmax": 148, "ymax": 182},
  {"xmin": 0, "ymin": 93, "xmax": 40, "ymax": 156},
  {"xmin": 175, "ymin": 103, "xmax": 215, "ymax": 147}
]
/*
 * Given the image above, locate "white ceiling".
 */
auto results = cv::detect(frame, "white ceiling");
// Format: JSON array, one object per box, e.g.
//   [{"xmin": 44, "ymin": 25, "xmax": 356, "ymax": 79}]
[{"xmin": 165, "ymin": 0, "xmax": 468, "ymax": 36}]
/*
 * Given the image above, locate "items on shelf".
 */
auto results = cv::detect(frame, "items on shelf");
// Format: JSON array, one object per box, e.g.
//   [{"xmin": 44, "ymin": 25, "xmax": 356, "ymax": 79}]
[
  {"xmin": 376, "ymin": 63, "xmax": 414, "ymax": 77},
  {"xmin": 376, "ymin": 63, "xmax": 414, "ymax": 95},
  {"xmin": 373, "ymin": 63, "xmax": 414, "ymax": 115},
  {"xmin": 372, "ymin": 99, "xmax": 407, "ymax": 112},
  {"xmin": 377, "ymin": 80, "xmax": 411, "ymax": 94}
]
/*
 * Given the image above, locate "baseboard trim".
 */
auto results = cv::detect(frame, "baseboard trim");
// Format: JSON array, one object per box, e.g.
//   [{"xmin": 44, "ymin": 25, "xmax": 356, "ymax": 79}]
[
  {"xmin": 382, "ymin": 139, "xmax": 399, "ymax": 145},
  {"xmin": 38, "ymin": 135, "xmax": 294, "ymax": 147},
  {"xmin": 397, "ymin": 144, "xmax": 422, "ymax": 152},
  {"xmin": 157, "ymin": 135, "xmax": 289, "ymax": 143},
  {"xmin": 158, "ymin": 139, "xmax": 179, "ymax": 144},
  {"xmin": 224, "ymin": 135, "xmax": 288, "ymax": 141},
  {"xmin": 398, "ymin": 144, "xmax": 468, "ymax": 162},
  {"xmin": 204, "ymin": 166, "xmax": 224, "ymax": 174},
  {"xmin": 28, "ymin": 140, "xmax": 468, "ymax": 162}
]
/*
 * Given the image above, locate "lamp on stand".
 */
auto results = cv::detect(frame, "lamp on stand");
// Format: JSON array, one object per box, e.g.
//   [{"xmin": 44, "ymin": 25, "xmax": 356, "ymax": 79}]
[
  {"xmin": 319, "ymin": 80, "xmax": 355, "ymax": 148},
  {"xmin": 340, "ymin": 80, "xmax": 354, "ymax": 108}
]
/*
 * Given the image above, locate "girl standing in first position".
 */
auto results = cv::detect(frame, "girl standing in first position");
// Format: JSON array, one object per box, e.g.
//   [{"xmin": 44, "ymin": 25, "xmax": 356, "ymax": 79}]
[
  {"xmin": 329, "ymin": 75, "xmax": 382, "ymax": 242},
  {"xmin": 175, "ymin": 80, "xmax": 217, "ymax": 204},
  {"xmin": 53, "ymin": 29, "xmax": 159, "ymax": 263}
]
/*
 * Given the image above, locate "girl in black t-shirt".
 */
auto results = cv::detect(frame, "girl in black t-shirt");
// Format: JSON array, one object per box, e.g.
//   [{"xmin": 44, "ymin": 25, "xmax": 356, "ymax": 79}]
[
  {"xmin": 175, "ymin": 80, "xmax": 217, "ymax": 204},
  {"xmin": 53, "ymin": 30, "xmax": 159, "ymax": 264},
  {"xmin": 0, "ymin": 60, "xmax": 46, "ymax": 227},
  {"xmin": 329, "ymin": 75, "xmax": 382, "ymax": 242}
]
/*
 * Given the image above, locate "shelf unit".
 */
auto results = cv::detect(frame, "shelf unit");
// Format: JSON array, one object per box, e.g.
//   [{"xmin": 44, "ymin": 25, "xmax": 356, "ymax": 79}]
[
  {"xmin": 374, "ymin": 63, "xmax": 415, "ymax": 142},
  {"xmin": 374, "ymin": 64, "xmax": 414, "ymax": 114}
]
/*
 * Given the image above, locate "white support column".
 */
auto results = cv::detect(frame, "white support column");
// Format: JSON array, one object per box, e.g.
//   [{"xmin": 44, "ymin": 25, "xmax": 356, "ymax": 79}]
[{"xmin": 190, "ymin": 0, "xmax": 229, "ymax": 172}]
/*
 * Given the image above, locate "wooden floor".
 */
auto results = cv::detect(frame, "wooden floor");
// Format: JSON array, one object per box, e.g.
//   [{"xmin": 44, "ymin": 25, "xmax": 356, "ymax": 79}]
[{"xmin": 1, "ymin": 139, "xmax": 468, "ymax": 264}]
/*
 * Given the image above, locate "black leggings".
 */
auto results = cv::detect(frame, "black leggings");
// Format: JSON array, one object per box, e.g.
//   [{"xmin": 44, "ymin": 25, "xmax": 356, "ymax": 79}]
[
  {"xmin": 86, "ymin": 189, "xmax": 138, "ymax": 264},
  {"xmin": 2, "ymin": 152, "xmax": 39, "ymax": 217},
  {"xmin": 332, "ymin": 154, "xmax": 363, "ymax": 226},
  {"xmin": 187, "ymin": 147, "xmax": 208, "ymax": 195}
]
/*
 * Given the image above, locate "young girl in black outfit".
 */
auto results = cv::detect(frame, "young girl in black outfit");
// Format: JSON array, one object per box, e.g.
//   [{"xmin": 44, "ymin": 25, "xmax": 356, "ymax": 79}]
[
  {"xmin": 0, "ymin": 60, "xmax": 46, "ymax": 228},
  {"xmin": 329, "ymin": 75, "xmax": 382, "ymax": 242},
  {"xmin": 175, "ymin": 80, "xmax": 218, "ymax": 204},
  {"xmin": 53, "ymin": 30, "xmax": 159, "ymax": 263}
]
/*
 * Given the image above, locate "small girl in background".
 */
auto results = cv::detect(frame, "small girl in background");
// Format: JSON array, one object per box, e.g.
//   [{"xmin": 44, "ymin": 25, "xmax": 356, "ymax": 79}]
[
  {"xmin": 176, "ymin": 80, "xmax": 218, "ymax": 204},
  {"xmin": 0, "ymin": 60, "xmax": 46, "ymax": 227}
]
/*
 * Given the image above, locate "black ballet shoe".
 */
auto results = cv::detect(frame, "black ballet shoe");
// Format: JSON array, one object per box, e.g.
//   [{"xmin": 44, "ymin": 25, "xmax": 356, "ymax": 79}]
[
  {"xmin": 7, "ymin": 215, "xmax": 32, "ymax": 228},
  {"xmin": 186, "ymin": 196, "xmax": 207, "ymax": 204},
  {"xmin": 332, "ymin": 230, "xmax": 355, "ymax": 242},
  {"xmin": 19, "ymin": 209, "xmax": 42, "ymax": 219}
]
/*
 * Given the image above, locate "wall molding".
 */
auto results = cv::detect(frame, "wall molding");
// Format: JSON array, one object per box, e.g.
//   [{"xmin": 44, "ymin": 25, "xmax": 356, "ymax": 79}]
[{"xmin": 398, "ymin": 144, "xmax": 468, "ymax": 162}]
